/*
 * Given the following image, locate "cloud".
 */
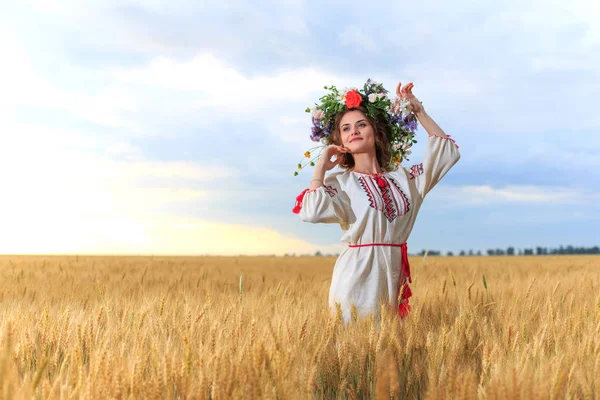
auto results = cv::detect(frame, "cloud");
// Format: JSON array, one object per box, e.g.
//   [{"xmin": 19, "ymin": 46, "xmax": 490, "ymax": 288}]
[
  {"xmin": 0, "ymin": 121, "xmax": 336, "ymax": 255},
  {"xmin": 3, "ymin": 0, "xmax": 600, "ymax": 255},
  {"xmin": 0, "ymin": 30, "xmax": 139, "ymax": 130},
  {"xmin": 0, "ymin": 121, "xmax": 235, "ymax": 220},
  {"xmin": 428, "ymin": 184, "xmax": 597, "ymax": 206},
  {"xmin": 107, "ymin": 53, "xmax": 345, "ymax": 114}
]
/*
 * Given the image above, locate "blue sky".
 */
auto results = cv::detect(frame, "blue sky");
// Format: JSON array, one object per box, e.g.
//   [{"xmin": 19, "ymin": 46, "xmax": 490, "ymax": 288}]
[{"xmin": 0, "ymin": 0, "xmax": 598, "ymax": 255}]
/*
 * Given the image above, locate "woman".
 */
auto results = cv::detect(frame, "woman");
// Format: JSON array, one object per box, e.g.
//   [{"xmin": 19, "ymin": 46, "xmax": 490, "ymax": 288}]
[{"xmin": 292, "ymin": 81, "xmax": 460, "ymax": 323}]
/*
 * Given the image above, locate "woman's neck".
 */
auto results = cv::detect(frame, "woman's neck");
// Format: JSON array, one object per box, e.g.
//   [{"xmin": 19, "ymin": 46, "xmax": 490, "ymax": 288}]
[{"xmin": 351, "ymin": 152, "xmax": 382, "ymax": 174}]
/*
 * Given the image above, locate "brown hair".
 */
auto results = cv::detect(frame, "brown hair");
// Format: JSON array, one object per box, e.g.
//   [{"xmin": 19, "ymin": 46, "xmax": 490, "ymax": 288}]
[{"xmin": 330, "ymin": 106, "xmax": 392, "ymax": 171}]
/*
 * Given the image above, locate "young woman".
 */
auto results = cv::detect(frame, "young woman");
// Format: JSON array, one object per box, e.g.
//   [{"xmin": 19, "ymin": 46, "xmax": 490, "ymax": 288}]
[{"xmin": 293, "ymin": 81, "xmax": 460, "ymax": 323}]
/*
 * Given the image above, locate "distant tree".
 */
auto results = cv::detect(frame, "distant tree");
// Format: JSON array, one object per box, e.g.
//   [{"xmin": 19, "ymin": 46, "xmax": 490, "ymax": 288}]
[
  {"xmin": 421, "ymin": 244, "xmax": 600, "ymax": 256},
  {"xmin": 315, "ymin": 250, "xmax": 322, "ymax": 256},
  {"xmin": 566, "ymin": 245, "xmax": 574, "ymax": 255},
  {"xmin": 418, "ymin": 250, "xmax": 441, "ymax": 256}
]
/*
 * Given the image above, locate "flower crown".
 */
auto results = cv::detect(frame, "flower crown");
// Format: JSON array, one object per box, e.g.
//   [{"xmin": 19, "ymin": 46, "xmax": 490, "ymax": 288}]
[{"xmin": 295, "ymin": 79, "xmax": 418, "ymax": 176}]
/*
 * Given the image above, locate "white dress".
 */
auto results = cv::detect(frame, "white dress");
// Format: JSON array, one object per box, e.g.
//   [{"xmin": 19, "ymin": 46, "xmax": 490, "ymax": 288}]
[{"xmin": 294, "ymin": 135, "xmax": 461, "ymax": 323}]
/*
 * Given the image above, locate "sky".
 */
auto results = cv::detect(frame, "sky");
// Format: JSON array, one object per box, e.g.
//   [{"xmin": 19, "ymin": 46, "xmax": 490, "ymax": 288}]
[{"xmin": 0, "ymin": 0, "xmax": 599, "ymax": 255}]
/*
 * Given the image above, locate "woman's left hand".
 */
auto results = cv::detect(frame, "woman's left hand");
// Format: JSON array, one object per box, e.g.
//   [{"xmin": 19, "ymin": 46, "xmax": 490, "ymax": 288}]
[{"xmin": 396, "ymin": 82, "xmax": 424, "ymax": 115}]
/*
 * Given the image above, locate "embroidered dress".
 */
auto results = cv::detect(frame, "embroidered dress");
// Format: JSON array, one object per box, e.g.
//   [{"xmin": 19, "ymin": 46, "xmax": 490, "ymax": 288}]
[{"xmin": 293, "ymin": 135, "xmax": 460, "ymax": 323}]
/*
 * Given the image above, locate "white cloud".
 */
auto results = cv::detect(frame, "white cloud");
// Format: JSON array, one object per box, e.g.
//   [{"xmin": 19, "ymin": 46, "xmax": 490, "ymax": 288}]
[
  {"xmin": 0, "ymin": 118, "xmax": 336, "ymax": 256},
  {"xmin": 2, "ymin": 0, "xmax": 599, "ymax": 255},
  {"xmin": 108, "ymin": 53, "xmax": 344, "ymax": 112},
  {"xmin": 428, "ymin": 184, "xmax": 595, "ymax": 206},
  {"xmin": 0, "ymin": 121, "xmax": 234, "ymax": 221},
  {"xmin": 0, "ymin": 120, "xmax": 326, "ymax": 255},
  {"xmin": 0, "ymin": 30, "xmax": 139, "ymax": 130}
]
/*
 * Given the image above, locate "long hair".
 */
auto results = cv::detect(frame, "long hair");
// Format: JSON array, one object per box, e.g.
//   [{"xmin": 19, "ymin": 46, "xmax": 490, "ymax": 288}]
[{"xmin": 330, "ymin": 106, "xmax": 392, "ymax": 171}]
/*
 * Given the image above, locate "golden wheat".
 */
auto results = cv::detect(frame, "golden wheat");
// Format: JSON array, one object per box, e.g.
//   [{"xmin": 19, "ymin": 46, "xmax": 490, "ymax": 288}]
[{"xmin": 0, "ymin": 255, "xmax": 599, "ymax": 399}]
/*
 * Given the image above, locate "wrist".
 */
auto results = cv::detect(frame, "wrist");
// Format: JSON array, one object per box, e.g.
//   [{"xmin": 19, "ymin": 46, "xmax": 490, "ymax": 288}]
[
  {"xmin": 313, "ymin": 165, "xmax": 327, "ymax": 178},
  {"xmin": 414, "ymin": 109, "xmax": 428, "ymax": 120}
]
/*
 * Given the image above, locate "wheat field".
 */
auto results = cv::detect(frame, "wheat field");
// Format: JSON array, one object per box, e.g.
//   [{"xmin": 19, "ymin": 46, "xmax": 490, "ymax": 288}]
[{"xmin": 0, "ymin": 254, "xmax": 599, "ymax": 399}]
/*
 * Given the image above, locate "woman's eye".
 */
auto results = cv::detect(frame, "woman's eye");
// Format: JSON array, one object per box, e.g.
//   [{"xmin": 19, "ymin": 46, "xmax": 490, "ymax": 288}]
[
  {"xmin": 359, "ymin": 123, "xmax": 366, "ymax": 128},
  {"xmin": 343, "ymin": 127, "xmax": 349, "ymax": 132}
]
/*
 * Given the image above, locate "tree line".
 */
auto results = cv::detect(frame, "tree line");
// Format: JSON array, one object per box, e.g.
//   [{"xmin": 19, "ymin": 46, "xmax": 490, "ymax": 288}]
[
  {"xmin": 417, "ymin": 245, "xmax": 600, "ymax": 257},
  {"xmin": 286, "ymin": 245, "xmax": 600, "ymax": 257}
]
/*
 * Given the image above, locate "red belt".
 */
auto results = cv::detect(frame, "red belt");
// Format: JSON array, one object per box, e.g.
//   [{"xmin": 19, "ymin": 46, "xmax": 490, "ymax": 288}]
[{"xmin": 348, "ymin": 242, "xmax": 412, "ymax": 318}]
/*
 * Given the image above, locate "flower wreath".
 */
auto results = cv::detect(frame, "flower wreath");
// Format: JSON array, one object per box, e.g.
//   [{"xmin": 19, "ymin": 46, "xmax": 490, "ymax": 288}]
[{"xmin": 294, "ymin": 79, "xmax": 418, "ymax": 176}]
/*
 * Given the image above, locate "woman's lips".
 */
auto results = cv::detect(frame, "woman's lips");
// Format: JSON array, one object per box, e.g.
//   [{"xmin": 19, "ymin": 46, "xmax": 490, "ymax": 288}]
[{"xmin": 350, "ymin": 138, "xmax": 363, "ymax": 143}]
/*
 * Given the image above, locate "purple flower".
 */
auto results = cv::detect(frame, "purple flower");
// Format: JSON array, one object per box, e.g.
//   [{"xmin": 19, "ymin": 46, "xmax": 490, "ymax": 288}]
[
  {"xmin": 404, "ymin": 118, "xmax": 418, "ymax": 132},
  {"xmin": 389, "ymin": 115, "xmax": 401, "ymax": 125},
  {"xmin": 364, "ymin": 78, "xmax": 379, "ymax": 96}
]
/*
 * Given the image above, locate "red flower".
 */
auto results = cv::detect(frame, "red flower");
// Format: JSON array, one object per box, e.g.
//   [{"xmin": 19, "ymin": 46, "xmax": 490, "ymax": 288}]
[{"xmin": 345, "ymin": 90, "xmax": 362, "ymax": 109}]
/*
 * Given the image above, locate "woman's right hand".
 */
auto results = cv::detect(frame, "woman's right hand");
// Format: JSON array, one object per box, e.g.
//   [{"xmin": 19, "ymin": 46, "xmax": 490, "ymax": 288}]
[{"xmin": 316, "ymin": 145, "xmax": 351, "ymax": 172}]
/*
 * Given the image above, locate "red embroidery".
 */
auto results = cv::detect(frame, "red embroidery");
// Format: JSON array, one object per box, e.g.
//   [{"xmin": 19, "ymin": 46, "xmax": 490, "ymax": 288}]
[
  {"xmin": 324, "ymin": 185, "xmax": 338, "ymax": 198},
  {"xmin": 389, "ymin": 178, "xmax": 410, "ymax": 217},
  {"xmin": 432, "ymin": 134, "xmax": 459, "ymax": 148},
  {"xmin": 292, "ymin": 185, "xmax": 338, "ymax": 214},
  {"xmin": 292, "ymin": 189, "xmax": 309, "ymax": 214},
  {"xmin": 409, "ymin": 163, "xmax": 424, "ymax": 180},
  {"xmin": 358, "ymin": 176, "xmax": 376, "ymax": 210},
  {"xmin": 358, "ymin": 175, "xmax": 410, "ymax": 222},
  {"xmin": 381, "ymin": 185, "xmax": 397, "ymax": 222}
]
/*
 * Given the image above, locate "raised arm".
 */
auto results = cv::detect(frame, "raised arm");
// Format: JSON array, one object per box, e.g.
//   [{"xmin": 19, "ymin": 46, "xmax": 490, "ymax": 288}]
[
  {"xmin": 292, "ymin": 145, "xmax": 352, "ymax": 227},
  {"xmin": 398, "ymin": 82, "xmax": 461, "ymax": 197},
  {"xmin": 309, "ymin": 144, "xmax": 350, "ymax": 190},
  {"xmin": 396, "ymin": 82, "xmax": 448, "ymax": 138}
]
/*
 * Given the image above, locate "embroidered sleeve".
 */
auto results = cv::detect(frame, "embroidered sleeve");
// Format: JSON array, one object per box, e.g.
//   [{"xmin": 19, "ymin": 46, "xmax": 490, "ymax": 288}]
[
  {"xmin": 408, "ymin": 163, "xmax": 424, "ymax": 180},
  {"xmin": 413, "ymin": 135, "xmax": 461, "ymax": 198},
  {"xmin": 292, "ymin": 176, "xmax": 351, "ymax": 227}
]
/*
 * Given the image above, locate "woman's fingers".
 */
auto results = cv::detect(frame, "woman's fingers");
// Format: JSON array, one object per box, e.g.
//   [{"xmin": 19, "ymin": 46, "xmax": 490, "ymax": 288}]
[
  {"xmin": 395, "ymin": 82, "xmax": 415, "ymax": 98},
  {"xmin": 400, "ymin": 82, "xmax": 412, "ymax": 96},
  {"xmin": 332, "ymin": 145, "xmax": 350, "ymax": 153}
]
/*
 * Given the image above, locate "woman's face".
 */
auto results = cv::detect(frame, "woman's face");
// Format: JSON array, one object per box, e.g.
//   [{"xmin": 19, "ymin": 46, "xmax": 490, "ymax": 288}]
[{"xmin": 339, "ymin": 110, "xmax": 376, "ymax": 154}]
